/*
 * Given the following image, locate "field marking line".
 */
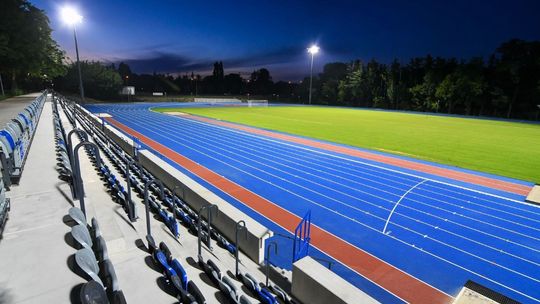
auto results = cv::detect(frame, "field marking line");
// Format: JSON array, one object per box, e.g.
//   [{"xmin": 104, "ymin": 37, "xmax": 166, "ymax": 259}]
[
  {"xmin": 183, "ymin": 113, "xmax": 531, "ymax": 193},
  {"xmin": 152, "ymin": 112, "xmax": 540, "ymax": 221},
  {"xmin": 177, "ymin": 114, "xmax": 537, "ymax": 206},
  {"xmin": 126, "ymin": 112, "xmax": 540, "ymax": 247},
  {"xmin": 142, "ymin": 115, "xmax": 540, "ymax": 238},
  {"xmin": 119, "ymin": 115, "xmax": 540, "ymax": 280},
  {"xmin": 383, "ymin": 180, "xmax": 428, "ymax": 234}
]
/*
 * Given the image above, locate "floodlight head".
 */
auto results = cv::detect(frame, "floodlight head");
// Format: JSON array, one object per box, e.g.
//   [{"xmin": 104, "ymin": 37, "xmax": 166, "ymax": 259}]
[
  {"xmin": 61, "ymin": 6, "xmax": 83, "ymax": 26},
  {"xmin": 308, "ymin": 45, "xmax": 320, "ymax": 55}
]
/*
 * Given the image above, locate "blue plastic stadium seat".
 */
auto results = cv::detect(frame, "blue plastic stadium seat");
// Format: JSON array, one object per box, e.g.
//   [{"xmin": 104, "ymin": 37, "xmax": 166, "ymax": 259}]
[
  {"xmin": 170, "ymin": 259, "xmax": 188, "ymax": 291},
  {"xmin": 258, "ymin": 287, "xmax": 278, "ymax": 304}
]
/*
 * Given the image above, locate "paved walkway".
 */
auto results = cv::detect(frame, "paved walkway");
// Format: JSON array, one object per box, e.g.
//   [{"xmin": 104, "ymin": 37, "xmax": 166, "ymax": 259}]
[{"xmin": 0, "ymin": 93, "xmax": 42, "ymax": 127}]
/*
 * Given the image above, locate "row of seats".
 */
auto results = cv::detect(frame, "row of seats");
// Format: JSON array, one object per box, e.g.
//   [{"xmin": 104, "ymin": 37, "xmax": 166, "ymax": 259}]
[
  {"xmin": 0, "ymin": 91, "xmax": 47, "ymax": 187},
  {"xmin": 0, "ymin": 92, "xmax": 47, "ymax": 240},
  {"xmin": 58, "ymin": 95, "xmax": 296, "ymax": 304},
  {"xmin": 149, "ymin": 239, "xmax": 206, "ymax": 303},
  {"xmin": 52, "ymin": 96, "xmax": 129, "ymax": 303},
  {"xmin": 53, "ymin": 99, "xmax": 75, "ymax": 193},
  {"xmin": 69, "ymin": 207, "xmax": 127, "ymax": 304}
]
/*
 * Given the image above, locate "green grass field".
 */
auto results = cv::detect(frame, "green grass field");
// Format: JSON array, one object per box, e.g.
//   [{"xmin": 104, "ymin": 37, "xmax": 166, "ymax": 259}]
[{"xmin": 154, "ymin": 106, "xmax": 540, "ymax": 183}]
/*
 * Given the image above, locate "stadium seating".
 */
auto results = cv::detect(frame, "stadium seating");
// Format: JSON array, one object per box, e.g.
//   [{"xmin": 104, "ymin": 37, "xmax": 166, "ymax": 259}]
[
  {"xmin": 68, "ymin": 207, "xmax": 127, "ymax": 304},
  {"xmin": 0, "ymin": 91, "xmax": 46, "ymax": 185}
]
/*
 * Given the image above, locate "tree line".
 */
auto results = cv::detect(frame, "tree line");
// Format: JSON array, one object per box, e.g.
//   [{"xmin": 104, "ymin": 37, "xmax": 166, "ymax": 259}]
[{"xmin": 304, "ymin": 40, "xmax": 540, "ymax": 119}]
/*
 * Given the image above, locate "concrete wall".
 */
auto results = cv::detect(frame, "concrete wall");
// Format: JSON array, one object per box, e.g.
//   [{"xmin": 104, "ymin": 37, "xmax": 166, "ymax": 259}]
[
  {"xmin": 291, "ymin": 256, "xmax": 380, "ymax": 304},
  {"xmin": 138, "ymin": 150, "xmax": 272, "ymax": 264}
]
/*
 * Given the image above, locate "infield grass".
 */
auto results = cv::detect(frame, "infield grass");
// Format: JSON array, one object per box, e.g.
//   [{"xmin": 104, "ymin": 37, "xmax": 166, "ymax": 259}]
[{"xmin": 154, "ymin": 106, "xmax": 540, "ymax": 183}]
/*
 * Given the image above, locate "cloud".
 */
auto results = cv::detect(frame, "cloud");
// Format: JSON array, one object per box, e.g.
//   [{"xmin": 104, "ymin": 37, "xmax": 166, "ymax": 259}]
[
  {"xmin": 111, "ymin": 44, "xmax": 345, "ymax": 80},
  {"xmin": 114, "ymin": 45, "xmax": 305, "ymax": 73},
  {"xmin": 118, "ymin": 52, "xmax": 211, "ymax": 74}
]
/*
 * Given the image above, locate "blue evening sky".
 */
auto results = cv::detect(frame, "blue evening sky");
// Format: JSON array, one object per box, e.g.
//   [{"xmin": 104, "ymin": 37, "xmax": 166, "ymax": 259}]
[{"xmin": 32, "ymin": 0, "xmax": 540, "ymax": 80}]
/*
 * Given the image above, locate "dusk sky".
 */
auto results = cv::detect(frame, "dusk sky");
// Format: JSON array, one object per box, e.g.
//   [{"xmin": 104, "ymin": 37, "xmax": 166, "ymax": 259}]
[{"xmin": 32, "ymin": 0, "xmax": 540, "ymax": 81}]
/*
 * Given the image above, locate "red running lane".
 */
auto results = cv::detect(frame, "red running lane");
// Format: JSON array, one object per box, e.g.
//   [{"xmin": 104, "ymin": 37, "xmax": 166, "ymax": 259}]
[
  {"xmin": 186, "ymin": 115, "xmax": 531, "ymax": 196},
  {"xmin": 105, "ymin": 117, "xmax": 453, "ymax": 304}
]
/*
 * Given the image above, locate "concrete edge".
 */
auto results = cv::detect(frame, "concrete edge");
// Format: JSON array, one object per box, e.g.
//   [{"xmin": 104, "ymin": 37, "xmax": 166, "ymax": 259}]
[
  {"xmin": 291, "ymin": 256, "xmax": 380, "ymax": 304},
  {"xmin": 525, "ymin": 185, "xmax": 540, "ymax": 206}
]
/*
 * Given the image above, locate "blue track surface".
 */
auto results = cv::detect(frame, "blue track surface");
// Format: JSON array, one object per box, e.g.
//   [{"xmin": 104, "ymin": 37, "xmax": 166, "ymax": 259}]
[{"xmin": 86, "ymin": 102, "xmax": 540, "ymax": 303}]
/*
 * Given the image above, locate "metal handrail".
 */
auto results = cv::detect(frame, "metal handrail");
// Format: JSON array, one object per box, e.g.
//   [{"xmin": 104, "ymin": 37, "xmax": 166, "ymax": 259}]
[
  {"xmin": 235, "ymin": 220, "xmax": 247, "ymax": 276},
  {"xmin": 72, "ymin": 141, "xmax": 101, "ymax": 218}
]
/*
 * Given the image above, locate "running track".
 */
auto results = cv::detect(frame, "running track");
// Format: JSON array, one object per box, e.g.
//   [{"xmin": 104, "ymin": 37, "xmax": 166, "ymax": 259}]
[{"xmin": 85, "ymin": 103, "xmax": 540, "ymax": 304}]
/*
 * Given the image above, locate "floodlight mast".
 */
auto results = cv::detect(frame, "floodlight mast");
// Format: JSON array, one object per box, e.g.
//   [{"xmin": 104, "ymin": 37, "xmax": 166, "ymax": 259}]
[
  {"xmin": 307, "ymin": 45, "xmax": 320, "ymax": 105},
  {"xmin": 61, "ymin": 6, "xmax": 85, "ymax": 103}
]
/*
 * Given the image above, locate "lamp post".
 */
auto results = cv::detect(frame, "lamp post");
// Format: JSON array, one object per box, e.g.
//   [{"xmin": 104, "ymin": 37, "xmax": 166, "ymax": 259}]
[
  {"xmin": 61, "ymin": 6, "xmax": 85, "ymax": 103},
  {"xmin": 307, "ymin": 45, "xmax": 319, "ymax": 105}
]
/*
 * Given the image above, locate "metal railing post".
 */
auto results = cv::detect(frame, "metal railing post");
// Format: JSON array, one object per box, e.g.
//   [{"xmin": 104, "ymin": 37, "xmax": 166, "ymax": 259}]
[
  {"xmin": 67, "ymin": 129, "xmax": 88, "ymax": 199},
  {"xmin": 265, "ymin": 242, "xmax": 278, "ymax": 286},
  {"xmin": 72, "ymin": 141, "xmax": 101, "ymax": 218},
  {"xmin": 143, "ymin": 179, "xmax": 164, "ymax": 241},
  {"xmin": 125, "ymin": 157, "xmax": 141, "ymax": 222},
  {"xmin": 206, "ymin": 205, "xmax": 218, "ymax": 250},
  {"xmin": 235, "ymin": 220, "xmax": 247, "ymax": 277},
  {"xmin": 197, "ymin": 205, "xmax": 208, "ymax": 261}
]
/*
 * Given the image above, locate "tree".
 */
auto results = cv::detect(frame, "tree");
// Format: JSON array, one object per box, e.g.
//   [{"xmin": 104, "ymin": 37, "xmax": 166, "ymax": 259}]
[
  {"xmin": 0, "ymin": 0, "xmax": 65, "ymax": 93},
  {"xmin": 223, "ymin": 73, "xmax": 242, "ymax": 95},
  {"xmin": 212, "ymin": 61, "xmax": 224, "ymax": 94},
  {"xmin": 250, "ymin": 68, "xmax": 273, "ymax": 95},
  {"xmin": 117, "ymin": 62, "xmax": 132, "ymax": 84},
  {"xmin": 435, "ymin": 59, "xmax": 485, "ymax": 115},
  {"xmin": 493, "ymin": 39, "xmax": 540, "ymax": 118},
  {"xmin": 55, "ymin": 61, "xmax": 122, "ymax": 100},
  {"xmin": 319, "ymin": 63, "xmax": 348, "ymax": 103}
]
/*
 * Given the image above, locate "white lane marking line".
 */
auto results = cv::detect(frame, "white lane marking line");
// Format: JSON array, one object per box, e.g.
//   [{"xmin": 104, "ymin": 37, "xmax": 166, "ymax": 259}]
[
  {"xmin": 143, "ymin": 112, "xmax": 540, "ymax": 240},
  {"xmin": 183, "ymin": 113, "xmax": 531, "ymax": 192},
  {"xmin": 142, "ymin": 116, "xmax": 540, "ymax": 255},
  {"xmin": 154, "ymin": 114, "xmax": 540, "ymax": 223},
  {"xmin": 171, "ymin": 114, "xmax": 536, "ymax": 206},
  {"xmin": 383, "ymin": 180, "xmax": 428, "ymax": 234},
  {"xmin": 122, "ymin": 116, "xmax": 540, "ymax": 282}
]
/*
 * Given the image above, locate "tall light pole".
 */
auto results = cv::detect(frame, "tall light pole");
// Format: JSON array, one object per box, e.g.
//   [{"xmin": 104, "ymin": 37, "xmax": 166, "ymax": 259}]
[
  {"xmin": 61, "ymin": 6, "xmax": 85, "ymax": 103},
  {"xmin": 307, "ymin": 45, "xmax": 320, "ymax": 105}
]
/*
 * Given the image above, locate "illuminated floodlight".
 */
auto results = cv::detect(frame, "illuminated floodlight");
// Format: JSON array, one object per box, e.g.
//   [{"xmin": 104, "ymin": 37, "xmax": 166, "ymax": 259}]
[
  {"xmin": 307, "ymin": 45, "xmax": 320, "ymax": 55},
  {"xmin": 307, "ymin": 44, "xmax": 320, "ymax": 104},
  {"xmin": 61, "ymin": 5, "xmax": 85, "ymax": 102},
  {"xmin": 61, "ymin": 6, "xmax": 83, "ymax": 25}
]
